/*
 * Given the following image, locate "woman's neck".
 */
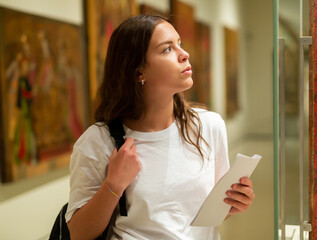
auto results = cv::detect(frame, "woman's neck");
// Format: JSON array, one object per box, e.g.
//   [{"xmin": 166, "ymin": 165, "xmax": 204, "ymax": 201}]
[{"xmin": 124, "ymin": 98, "xmax": 174, "ymax": 132}]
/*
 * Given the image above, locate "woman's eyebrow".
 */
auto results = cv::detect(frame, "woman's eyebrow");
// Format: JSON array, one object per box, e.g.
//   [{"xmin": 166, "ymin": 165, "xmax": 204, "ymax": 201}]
[{"xmin": 155, "ymin": 38, "xmax": 181, "ymax": 48}]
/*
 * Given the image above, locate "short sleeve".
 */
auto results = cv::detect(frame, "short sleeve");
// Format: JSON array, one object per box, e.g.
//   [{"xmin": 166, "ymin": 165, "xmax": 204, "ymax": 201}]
[{"xmin": 65, "ymin": 124, "xmax": 114, "ymax": 222}]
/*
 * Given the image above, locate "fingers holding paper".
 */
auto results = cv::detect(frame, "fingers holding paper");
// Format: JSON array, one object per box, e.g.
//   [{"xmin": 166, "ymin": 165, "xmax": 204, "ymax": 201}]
[{"xmin": 224, "ymin": 177, "xmax": 255, "ymax": 216}]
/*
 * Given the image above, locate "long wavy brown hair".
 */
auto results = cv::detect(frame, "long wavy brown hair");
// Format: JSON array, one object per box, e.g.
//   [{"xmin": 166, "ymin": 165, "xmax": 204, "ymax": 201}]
[{"xmin": 95, "ymin": 15, "xmax": 208, "ymax": 159}]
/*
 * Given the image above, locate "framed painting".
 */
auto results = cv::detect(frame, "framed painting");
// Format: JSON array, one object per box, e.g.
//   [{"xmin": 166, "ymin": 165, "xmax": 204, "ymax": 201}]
[
  {"xmin": 0, "ymin": 7, "xmax": 88, "ymax": 182},
  {"xmin": 194, "ymin": 21, "xmax": 212, "ymax": 108},
  {"xmin": 86, "ymin": 0, "xmax": 138, "ymax": 116},
  {"xmin": 224, "ymin": 26, "xmax": 239, "ymax": 118}
]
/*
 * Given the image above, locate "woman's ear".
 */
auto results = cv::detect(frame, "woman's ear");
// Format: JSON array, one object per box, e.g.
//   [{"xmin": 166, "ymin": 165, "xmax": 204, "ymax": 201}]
[{"xmin": 136, "ymin": 70, "xmax": 144, "ymax": 83}]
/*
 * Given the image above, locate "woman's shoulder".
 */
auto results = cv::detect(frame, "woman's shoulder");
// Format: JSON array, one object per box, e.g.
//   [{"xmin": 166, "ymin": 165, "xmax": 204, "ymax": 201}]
[
  {"xmin": 191, "ymin": 107, "xmax": 224, "ymax": 124},
  {"xmin": 73, "ymin": 122, "xmax": 112, "ymax": 152},
  {"xmin": 191, "ymin": 108, "xmax": 227, "ymax": 140}
]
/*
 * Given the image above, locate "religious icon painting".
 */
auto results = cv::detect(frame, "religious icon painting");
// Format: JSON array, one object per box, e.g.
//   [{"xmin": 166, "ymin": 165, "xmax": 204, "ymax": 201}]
[{"xmin": 0, "ymin": 7, "xmax": 89, "ymax": 182}]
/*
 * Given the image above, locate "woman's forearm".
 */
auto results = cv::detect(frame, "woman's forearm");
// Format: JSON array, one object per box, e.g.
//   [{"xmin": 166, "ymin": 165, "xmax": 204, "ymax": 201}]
[{"xmin": 67, "ymin": 182, "xmax": 122, "ymax": 240}]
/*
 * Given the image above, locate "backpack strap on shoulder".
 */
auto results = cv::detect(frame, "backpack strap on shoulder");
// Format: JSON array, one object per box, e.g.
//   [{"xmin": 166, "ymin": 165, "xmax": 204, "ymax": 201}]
[
  {"xmin": 107, "ymin": 119, "xmax": 128, "ymax": 217},
  {"xmin": 107, "ymin": 119, "xmax": 125, "ymax": 150}
]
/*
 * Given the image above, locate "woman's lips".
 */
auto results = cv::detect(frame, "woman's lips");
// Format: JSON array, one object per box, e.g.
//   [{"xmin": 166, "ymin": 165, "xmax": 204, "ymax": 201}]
[{"xmin": 181, "ymin": 66, "xmax": 192, "ymax": 74}]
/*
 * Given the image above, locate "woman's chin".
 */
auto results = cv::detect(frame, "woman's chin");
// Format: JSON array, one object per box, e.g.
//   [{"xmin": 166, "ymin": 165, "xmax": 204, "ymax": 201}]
[{"xmin": 183, "ymin": 78, "xmax": 194, "ymax": 91}]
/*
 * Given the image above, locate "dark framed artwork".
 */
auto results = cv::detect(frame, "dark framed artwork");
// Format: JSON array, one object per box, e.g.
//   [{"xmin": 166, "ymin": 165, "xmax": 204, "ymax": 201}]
[
  {"xmin": 86, "ymin": 0, "xmax": 138, "ymax": 115},
  {"xmin": 224, "ymin": 26, "xmax": 239, "ymax": 118},
  {"xmin": 194, "ymin": 21, "xmax": 212, "ymax": 108},
  {"xmin": 0, "ymin": 7, "xmax": 88, "ymax": 182}
]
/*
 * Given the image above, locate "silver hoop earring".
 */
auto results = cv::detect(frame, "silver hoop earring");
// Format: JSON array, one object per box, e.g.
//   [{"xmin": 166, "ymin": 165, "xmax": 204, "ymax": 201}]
[{"xmin": 141, "ymin": 79, "xmax": 145, "ymax": 85}]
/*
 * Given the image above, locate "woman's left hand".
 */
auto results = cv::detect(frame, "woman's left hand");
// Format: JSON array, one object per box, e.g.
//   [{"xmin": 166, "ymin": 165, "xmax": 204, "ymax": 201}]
[{"xmin": 224, "ymin": 177, "xmax": 255, "ymax": 217}]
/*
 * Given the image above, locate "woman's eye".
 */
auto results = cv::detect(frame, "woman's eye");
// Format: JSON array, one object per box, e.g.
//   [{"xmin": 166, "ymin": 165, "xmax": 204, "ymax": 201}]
[
  {"xmin": 163, "ymin": 46, "xmax": 171, "ymax": 53},
  {"xmin": 178, "ymin": 42, "xmax": 183, "ymax": 48}
]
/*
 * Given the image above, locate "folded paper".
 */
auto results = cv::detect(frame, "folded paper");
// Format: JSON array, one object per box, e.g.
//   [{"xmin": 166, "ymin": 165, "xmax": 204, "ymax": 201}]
[{"xmin": 191, "ymin": 153, "xmax": 262, "ymax": 227}]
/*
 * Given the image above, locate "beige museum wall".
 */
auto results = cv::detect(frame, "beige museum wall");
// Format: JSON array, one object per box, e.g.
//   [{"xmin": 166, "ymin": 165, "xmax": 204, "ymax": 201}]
[{"xmin": 0, "ymin": 0, "xmax": 273, "ymax": 239}]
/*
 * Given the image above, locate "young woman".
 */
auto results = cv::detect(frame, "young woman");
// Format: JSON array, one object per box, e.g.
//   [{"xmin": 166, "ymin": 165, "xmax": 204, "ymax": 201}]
[{"xmin": 66, "ymin": 15, "xmax": 255, "ymax": 240}]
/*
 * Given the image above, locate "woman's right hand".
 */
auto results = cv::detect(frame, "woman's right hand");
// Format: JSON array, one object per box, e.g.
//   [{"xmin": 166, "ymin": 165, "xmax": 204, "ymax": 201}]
[{"xmin": 105, "ymin": 137, "xmax": 141, "ymax": 196}]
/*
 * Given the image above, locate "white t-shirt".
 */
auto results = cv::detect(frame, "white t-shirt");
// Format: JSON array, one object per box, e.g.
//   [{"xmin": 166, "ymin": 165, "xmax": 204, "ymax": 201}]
[{"xmin": 65, "ymin": 108, "xmax": 229, "ymax": 240}]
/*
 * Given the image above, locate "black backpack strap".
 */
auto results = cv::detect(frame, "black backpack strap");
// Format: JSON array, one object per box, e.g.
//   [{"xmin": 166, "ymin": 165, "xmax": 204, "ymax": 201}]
[
  {"xmin": 49, "ymin": 203, "xmax": 70, "ymax": 240},
  {"xmin": 107, "ymin": 119, "xmax": 125, "ymax": 149},
  {"xmin": 107, "ymin": 119, "xmax": 128, "ymax": 217}
]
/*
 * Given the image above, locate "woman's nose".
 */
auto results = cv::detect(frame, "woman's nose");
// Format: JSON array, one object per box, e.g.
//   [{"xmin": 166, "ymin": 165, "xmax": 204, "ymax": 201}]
[{"xmin": 178, "ymin": 49, "xmax": 189, "ymax": 63}]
